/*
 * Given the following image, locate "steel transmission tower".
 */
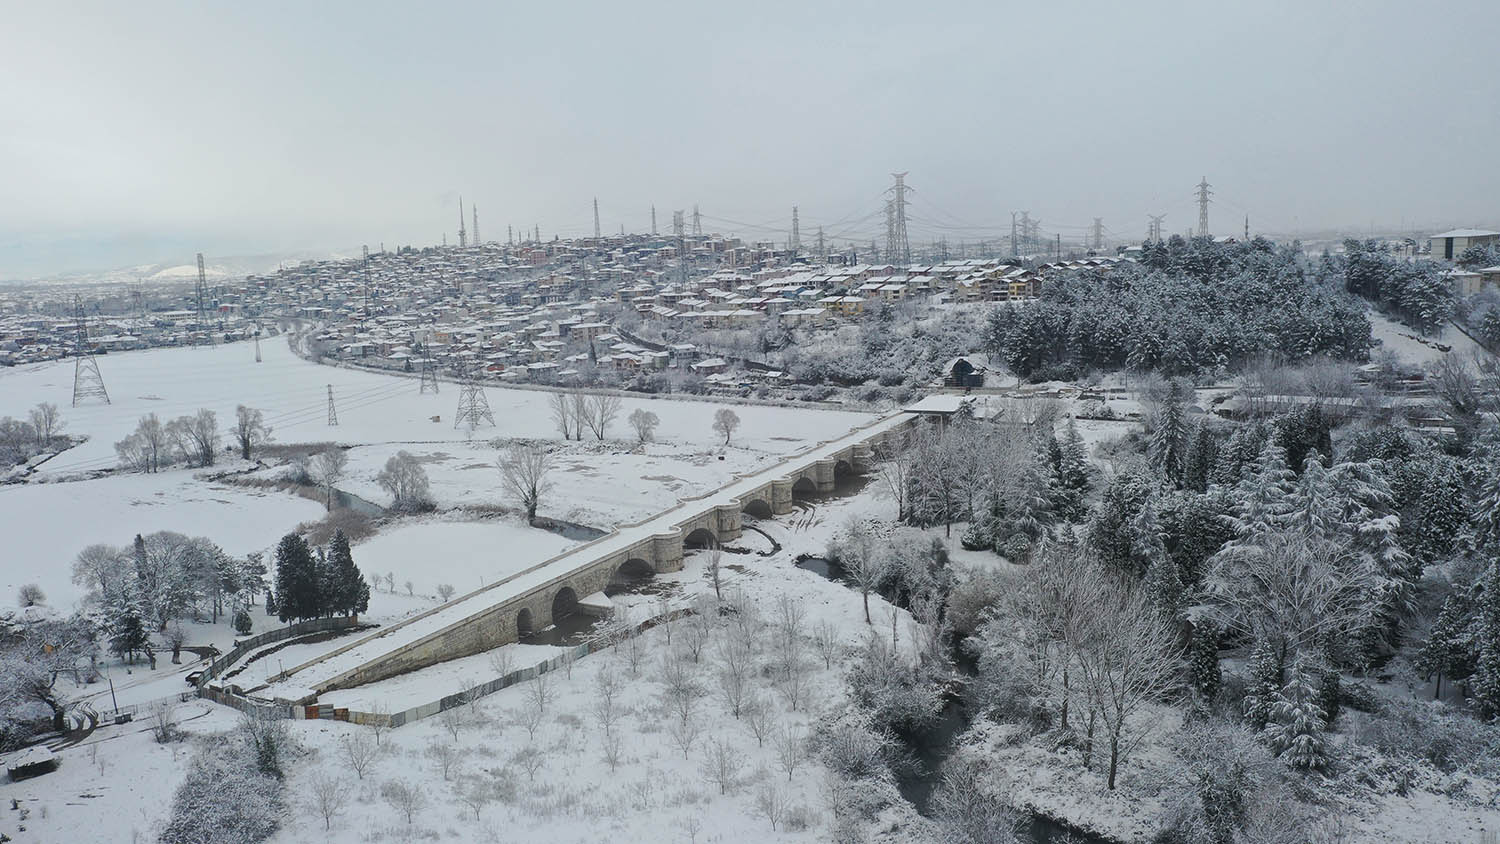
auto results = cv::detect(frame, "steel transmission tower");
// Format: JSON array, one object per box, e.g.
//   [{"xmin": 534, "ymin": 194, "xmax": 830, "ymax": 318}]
[
  {"xmin": 691, "ymin": 204, "xmax": 702, "ymax": 236},
  {"xmin": 453, "ymin": 368, "xmax": 495, "ymax": 430},
  {"xmin": 70, "ymin": 297, "xmax": 110, "ymax": 406},
  {"xmin": 1092, "ymin": 218, "xmax": 1104, "ymax": 251},
  {"xmin": 1148, "ymin": 214, "xmax": 1166, "ymax": 243},
  {"xmin": 816, "ymin": 227, "xmax": 826, "ymax": 263},
  {"xmin": 326, "ymin": 385, "xmax": 338, "ymax": 426},
  {"xmin": 885, "ymin": 173, "xmax": 911, "ymax": 265},
  {"xmin": 1196, "ymin": 178, "xmax": 1213, "ymax": 237},
  {"xmin": 593, "ymin": 197, "xmax": 601, "ymax": 239},
  {"xmin": 790, "ymin": 206, "xmax": 800, "ymax": 253},
  {"xmin": 194, "ymin": 253, "xmax": 211, "ymax": 345},
  {"xmin": 418, "ymin": 344, "xmax": 440, "ymax": 394}
]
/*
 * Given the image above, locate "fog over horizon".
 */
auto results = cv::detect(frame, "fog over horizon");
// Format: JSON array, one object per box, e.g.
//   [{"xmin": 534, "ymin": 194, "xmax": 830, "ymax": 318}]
[{"xmin": 3, "ymin": 0, "xmax": 1497, "ymax": 280}]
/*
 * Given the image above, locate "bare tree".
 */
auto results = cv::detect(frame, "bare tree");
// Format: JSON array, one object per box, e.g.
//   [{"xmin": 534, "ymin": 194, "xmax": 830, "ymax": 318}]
[
  {"xmin": 488, "ymin": 648, "xmax": 513, "ymax": 681},
  {"xmin": 454, "ymin": 777, "xmax": 494, "ymax": 821},
  {"xmin": 28, "ymin": 402, "xmax": 62, "ymax": 447},
  {"xmin": 232, "ymin": 405, "xmax": 272, "ymax": 461},
  {"xmin": 712, "ymin": 408, "xmax": 741, "ymax": 444},
  {"xmin": 425, "ymin": 739, "xmax": 463, "ymax": 780},
  {"xmin": 582, "ymin": 393, "xmax": 622, "ymax": 440},
  {"xmin": 593, "ymin": 662, "xmax": 622, "ymax": 737},
  {"xmin": 705, "ymin": 544, "xmax": 724, "ymax": 601},
  {"xmin": 602, "ymin": 731, "xmax": 624, "ymax": 772},
  {"xmin": 340, "ymin": 731, "xmax": 378, "ymax": 779},
  {"xmin": 404, "ymin": 579, "xmax": 414, "ymax": 596},
  {"xmin": 658, "ymin": 650, "xmax": 704, "ymax": 725},
  {"xmin": 512, "ymin": 744, "xmax": 545, "ymax": 780},
  {"xmin": 437, "ymin": 704, "xmax": 467, "ymax": 741},
  {"xmin": 310, "ymin": 447, "xmax": 348, "ymax": 511},
  {"xmin": 549, "ymin": 392, "xmax": 578, "ymax": 440},
  {"xmin": 813, "ymin": 620, "xmax": 841, "ymax": 670},
  {"xmin": 166, "ymin": 409, "xmax": 220, "ymax": 467},
  {"xmin": 667, "ymin": 714, "xmax": 701, "ymax": 759},
  {"xmin": 310, "ymin": 778, "xmax": 349, "ymax": 830},
  {"xmin": 628, "ymin": 408, "xmax": 660, "ymax": 443},
  {"xmin": 498, "ymin": 443, "xmax": 554, "ymax": 524},
  {"xmin": 436, "ymin": 583, "xmax": 455, "ymax": 602},
  {"xmin": 755, "ymin": 782, "xmax": 787, "ymax": 831},
  {"xmin": 681, "ymin": 602, "xmax": 715, "ymax": 663},
  {"xmin": 700, "ymin": 738, "xmax": 744, "ymax": 795},
  {"xmin": 569, "ymin": 392, "xmax": 590, "ymax": 441},
  {"xmin": 526, "ymin": 668, "xmax": 553, "ymax": 714},
  {"xmin": 833, "ymin": 517, "xmax": 887, "ymax": 624},
  {"xmin": 874, "ymin": 436, "xmax": 915, "ymax": 522},
  {"xmin": 115, "ymin": 413, "xmax": 169, "ymax": 472},
  {"xmin": 742, "ymin": 694, "xmax": 774, "ymax": 747},
  {"xmin": 368, "ymin": 702, "xmax": 390, "ymax": 747},
  {"xmin": 774, "ymin": 723, "xmax": 805, "ymax": 781},
  {"xmin": 715, "ymin": 629, "xmax": 754, "ymax": 717},
  {"xmin": 512, "ymin": 703, "xmax": 544, "ymax": 741},
  {"xmin": 1074, "ymin": 575, "xmax": 1182, "ymax": 790},
  {"xmin": 380, "ymin": 779, "xmax": 426, "ymax": 825},
  {"xmin": 16, "ymin": 583, "xmax": 45, "ymax": 608}
]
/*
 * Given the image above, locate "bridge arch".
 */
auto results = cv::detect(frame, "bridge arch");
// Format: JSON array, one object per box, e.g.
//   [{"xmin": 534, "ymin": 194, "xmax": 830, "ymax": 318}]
[
  {"xmin": 516, "ymin": 607, "xmax": 534, "ymax": 638},
  {"xmin": 684, "ymin": 527, "xmax": 718, "ymax": 549},
  {"xmin": 607, "ymin": 557, "xmax": 655, "ymax": 595},
  {"xmin": 791, "ymin": 476, "xmax": 818, "ymax": 499},
  {"xmin": 551, "ymin": 586, "xmax": 580, "ymax": 622},
  {"xmin": 742, "ymin": 498, "xmax": 773, "ymax": 519},
  {"xmin": 834, "ymin": 459, "xmax": 854, "ymax": 478}
]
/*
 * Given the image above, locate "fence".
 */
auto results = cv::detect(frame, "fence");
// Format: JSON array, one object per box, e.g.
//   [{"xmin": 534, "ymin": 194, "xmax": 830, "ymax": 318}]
[{"xmin": 197, "ymin": 616, "xmax": 365, "ymax": 690}]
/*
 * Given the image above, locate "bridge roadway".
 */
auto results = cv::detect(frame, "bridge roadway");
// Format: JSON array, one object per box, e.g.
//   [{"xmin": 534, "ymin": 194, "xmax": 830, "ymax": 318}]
[{"xmin": 250, "ymin": 411, "xmax": 916, "ymax": 702}]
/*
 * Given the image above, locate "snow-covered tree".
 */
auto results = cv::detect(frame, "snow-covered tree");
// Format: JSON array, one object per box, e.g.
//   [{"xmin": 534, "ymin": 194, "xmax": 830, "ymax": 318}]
[
  {"xmin": 1470, "ymin": 561, "xmax": 1500, "ymax": 718},
  {"xmin": 1260, "ymin": 661, "xmax": 1328, "ymax": 770},
  {"xmin": 628, "ymin": 408, "xmax": 660, "ymax": 443},
  {"xmin": 115, "ymin": 413, "xmax": 169, "ymax": 472},
  {"xmin": 273, "ymin": 533, "xmax": 319, "ymax": 623},
  {"xmin": 232, "ymin": 404, "xmax": 272, "ymax": 461},
  {"xmin": 166, "ymin": 408, "xmax": 220, "ymax": 467},
  {"xmin": 310, "ymin": 447, "xmax": 348, "ymax": 511},
  {"xmin": 498, "ymin": 442, "xmax": 554, "ymax": 524},
  {"xmin": 1148, "ymin": 378, "xmax": 1190, "ymax": 484},
  {"xmin": 712, "ymin": 407, "xmax": 741, "ymax": 444},
  {"xmin": 376, "ymin": 450, "xmax": 433, "ymax": 512}
]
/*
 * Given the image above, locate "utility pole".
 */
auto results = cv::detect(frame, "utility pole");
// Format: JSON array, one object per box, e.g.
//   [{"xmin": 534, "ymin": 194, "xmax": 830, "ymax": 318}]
[
  {"xmin": 674, "ymin": 210, "xmax": 688, "ymax": 284},
  {"xmin": 327, "ymin": 385, "xmax": 338, "ymax": 427},
  {"xmin": 458, "ymin": 196, "xmax": 467, "ymax": 248},
  {"xmin": 70, "ymin": 296, "xmax": 109, "ymax": 406},
  {"xmin": 791, "ymin": 206, "xmax": 800, "ymax": 254},
  {"xmin": 254, "ymin": 330, "xmax": 261, "ymax": 363},
  {"xmin": 593, "ymin": 197, "xmax": 601, "ymax": 240},
  {"xmin": 885, "ymin": 172, "xmax": 911, "ymax": 265},
  {"xmin": 362, "ymin": 245, "xmax": 370, "ymax": 325},
  {"xmin": 1196, "ymin": 178, "xmax": 1213, "ymax": 237}
]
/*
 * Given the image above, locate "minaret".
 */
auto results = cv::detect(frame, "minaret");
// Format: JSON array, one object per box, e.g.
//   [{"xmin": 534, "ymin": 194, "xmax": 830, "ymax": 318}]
[
  {"xmin": 473, "ymin": 204, "xmax": 481, "ymax": 246},
  {"xmin": 458, "ymin": 196, "xmax": 468, "ymax": 248}
]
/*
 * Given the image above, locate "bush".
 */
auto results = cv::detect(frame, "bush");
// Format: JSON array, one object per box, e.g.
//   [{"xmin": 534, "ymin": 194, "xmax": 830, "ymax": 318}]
[
  {"xmin": 1354, "ymin": 700, "xmax": 1500, "ymax": 774},
  {"xmin": 233, "ymin": 609, "xmax": 253, "ymax": 635},
  {"xmin": 159, "ymin": 738, "xmax": 284, "ymax": 844}
]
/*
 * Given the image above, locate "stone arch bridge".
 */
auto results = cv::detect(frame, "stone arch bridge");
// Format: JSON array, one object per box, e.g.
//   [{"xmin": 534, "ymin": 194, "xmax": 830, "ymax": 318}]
[{"xmin": 257, "ymin": 412, "xmax": 916, "ymax": 700}]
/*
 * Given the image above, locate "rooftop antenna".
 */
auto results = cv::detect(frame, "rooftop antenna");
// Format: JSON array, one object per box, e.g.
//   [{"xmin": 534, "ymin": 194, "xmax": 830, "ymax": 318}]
[{"xmin": 71, "ymin": 296, "xmax": 110, "ymax": 406}]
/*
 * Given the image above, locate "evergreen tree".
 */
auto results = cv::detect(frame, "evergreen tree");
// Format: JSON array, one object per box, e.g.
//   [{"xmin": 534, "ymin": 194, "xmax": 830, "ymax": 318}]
[
  {"xmin": 1225, "ymin": 443, "xmax": 1295, "ymax": 542},
  {"xmin": 1188, "ymin": 622, "xmax": 1221, "ymax": 703},
  {"xmin": 1242, "ymin": 642, "xmax": 1282, "ymax": 730},
  {"xmin": 1316, "ymin": 667, "xmax": 1341, "ymax": 726},
  {"xmin": 1471, "ymin": 561, "xmax": 1500, "ymax": 718},
  {"xmin": 1271, "ymin": 405, "xmax": 1331, "ymax": 475},
  {"xmin": 314, "ymin": 546, "xmax": 334, "ymax": 618},
  {"xmin": 1415, "ymin": 592, "xmax": 1477, "ymax": 698},
  {"xmin": 1087, "ymin": 470, "xmax": 1156, "ymax": 575},
  {"xmin": 1181, "ymin": 419, "xmax": 1217, "ymax": 493},
  {"xmin": 326, "ymin": 529, "xmax": 368, "ymax": 617},
  {"xmin": 273, "ymin": 533, "xmax": 318, "ymax": 623},
  {"xmin": 1211, "ymin": 421, "xmax": 1269, "ymax": 486},
  {"xmin": 1261, "ymin": 662, "xmax": 1328, "ymax": 770},
  {"xmin": 1057, "ymin": 418, "xmax": 1091, "ymax": 493},
  {"xmin": 1149, "ymin": 379, "xmax": 1190, "ymax": 485},
  {"xmin": 1160, "ymin": 490, "xmax": 1236, "ymax": 589},
  {"xmin": 107, "ymin": 579, "xmax": 151, "ymax": 663},
  {"xmin": 1134, "ymin": 502, "xmax": 1183, "ymax": 616}
]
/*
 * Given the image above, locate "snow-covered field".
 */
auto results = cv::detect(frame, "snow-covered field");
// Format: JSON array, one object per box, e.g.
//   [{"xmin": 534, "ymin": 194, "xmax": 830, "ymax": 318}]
[
  {"xmin": 1, "ymin": 470, "xmax": 324, "ymax": 613},
  {"xmin": 351, "ymin": 517, "xmax": 580, "ymax": 600},
  {"xmin": 0, "ymin": 336, "xmax": 873, "ymax": 480},
  {"xmin": 3, "ymin": 468, "xmax": 928, "ymax": 844}
]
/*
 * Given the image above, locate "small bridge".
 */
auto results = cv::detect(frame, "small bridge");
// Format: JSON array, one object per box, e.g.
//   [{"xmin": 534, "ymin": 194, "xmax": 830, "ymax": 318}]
[{"xmin": 254, "ymin": 412, "xmax": 915, "ymax": 701}]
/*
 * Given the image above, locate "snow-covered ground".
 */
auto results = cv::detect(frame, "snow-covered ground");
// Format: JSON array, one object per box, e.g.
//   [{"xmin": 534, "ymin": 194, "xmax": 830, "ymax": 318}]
[
  {"xmin": 2, "ymin": 468, "xmax": 929, "ymax": 844},
  {"xmin": 1, "ymin": 469, "xmax": 324, "ymax": 613},
  {"xmin": 1367, "ymin": 309, "xmax": 1487, "ymax": 364},
  {"xmin": 351, "ymin": 517, "xmax": 580, "ymax": 600},
  {"xmin": 0, "ymin": 336, "xmax": 873, "ymax": 481}
]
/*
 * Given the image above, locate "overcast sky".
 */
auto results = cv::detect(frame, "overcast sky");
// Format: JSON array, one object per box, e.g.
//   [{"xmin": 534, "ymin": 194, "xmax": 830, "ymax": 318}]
[{"xmin": 3, "ymin": 0, "xmax": 1497, "ymax": 278}]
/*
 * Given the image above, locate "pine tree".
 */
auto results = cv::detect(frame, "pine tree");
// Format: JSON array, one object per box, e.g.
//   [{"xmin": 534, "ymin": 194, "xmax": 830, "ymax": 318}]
[
  {"xmin": 326, "ymin": 529, "xmax": 368, "ymax": 617},
  {"xmin": 1149, "ymin": 380, "xmax": 1189, "ymax": 485},
  {"xmin": 1226, "ymin": 443, "xmax": 1295, "ymax": 542},
  {"xmin": 1416, "ymin": 592, "xmax": 1477, "ymax": 699},
  {"xmin": 1261, "ymin": 662, "xmax": 1328, "ymax": 770},
  {"xmin": 1058, "ymin": 418, "xmax": 1090, "ymax": 493},
  {"xmin": 273, "ymin": 533, "xmax": 317, "ymax": 623},
  {"xmin": 1134, "ymin": 502, "xmax": 1183, "ymax": 617},
  {"xmin": 1242, "ymin": 642, "xmax": 1282, "ymax": 730},
  {"xmin": 1470, "ymin": 561, "xmax": 1500, "ymax": 718},
  {"xmin": 1087, "ymin": 470, "xmax": 1156, "ymax": 575},
  {"xmin": 107, "ymin": 579, "xmax": 151, "ymax": 663},
  {"xmin": 1188, "ymin": 622, "xmax": 1221, "ymax": 703},
  {"xmin": 1211, "ymin": 420, "xmax": 1268, "ymax": 486},
  {"xmin": 314, "ymin": 547, "xmax": 333, "ymax": 618},
  {"xmin": 1181, "ymin": 420, "xmax": 1217, "ymax": 493}
]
